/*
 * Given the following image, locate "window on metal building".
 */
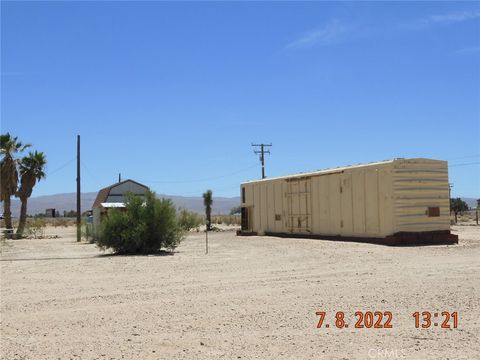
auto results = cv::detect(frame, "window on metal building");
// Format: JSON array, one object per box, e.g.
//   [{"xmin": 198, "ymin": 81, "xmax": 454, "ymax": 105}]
[{"xmin": 427, "ymin": 207, "xmax": 440, "ymax": 217}]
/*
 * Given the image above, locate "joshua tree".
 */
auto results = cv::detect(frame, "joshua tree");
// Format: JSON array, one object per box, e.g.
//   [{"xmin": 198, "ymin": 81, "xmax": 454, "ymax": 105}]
[
  {"xmin": 450, "ymin": 197, "xmax": 468, "ymax": 224},
  {"xmin": 16, "ymin": 151, "xmax": 47, "ymax": 237},
  {"xmin": 0, "ymin": 133, "xmax": 30, "ymax": 229},
  {"xmin": 203, "ymin": 190, "xmax": 213, "ymax": 231}
]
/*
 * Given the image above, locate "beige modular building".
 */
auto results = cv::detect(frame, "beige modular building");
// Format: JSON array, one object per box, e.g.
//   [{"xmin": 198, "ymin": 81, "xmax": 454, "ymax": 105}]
[{"xmin": 239, "ymin": 158, "xmax": 458, "ymax": 245}]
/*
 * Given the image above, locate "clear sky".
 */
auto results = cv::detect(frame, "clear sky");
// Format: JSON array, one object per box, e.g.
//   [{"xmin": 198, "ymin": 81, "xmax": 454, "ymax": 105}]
[{"xmin": 1, "ymin": 1, "xmax": 479, "ymax": 198}]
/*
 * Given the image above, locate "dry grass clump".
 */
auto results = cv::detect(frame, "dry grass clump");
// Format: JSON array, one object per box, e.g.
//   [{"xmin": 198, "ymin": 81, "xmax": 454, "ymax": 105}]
[{"xmin": 212, "ymin": 215, "xmax": 240, "ymax": 226}]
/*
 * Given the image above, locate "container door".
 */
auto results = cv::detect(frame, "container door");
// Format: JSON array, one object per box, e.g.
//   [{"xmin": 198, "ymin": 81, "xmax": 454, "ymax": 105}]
[
  {"xmin": 285, "ymin": 177, "xmax": 312, "ymax": 233},
  {"xmin": 241, "ymin": 207, "xmax": 250, "ymax": 231}
]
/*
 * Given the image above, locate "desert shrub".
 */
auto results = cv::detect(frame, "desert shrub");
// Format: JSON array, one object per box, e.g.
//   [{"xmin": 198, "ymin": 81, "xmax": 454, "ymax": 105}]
[
  {"xmin": 0, "ymin": 235, "xmax": 10, "ymax": 252},
  {"xmin": 82, "ymin": 223, "xmax": 95, "ymax": 243},
  {"xmin": 95, "ymin": 191, "xmax": 184, "ymax": 254},
  {"xmin": 222, "ymin": 215, "xmax": 240, "ymax": 226},
  {"xmin": 53, "ymin": 218, "xmax": 72, "ymax": 227},
  {"xmin": 210, "ymin": 215, "xmax": 241, "ymax": 226},
  {"xmin": 178, "ymin": 208, "xmax": 203, "ymax": 231},
  {"xmin": 25, "ymin": 218, "xmax": 46, "ymax": 239}
]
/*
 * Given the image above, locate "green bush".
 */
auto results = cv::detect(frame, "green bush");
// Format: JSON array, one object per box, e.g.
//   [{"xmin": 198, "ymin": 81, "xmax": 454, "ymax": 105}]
[
  {"xmin": 178, "ymin": 208, "xmax": 203, "ymax": 231},
  {"xmin": 95, "ymin": 191, "xmax": 184, "ymax": 254}
]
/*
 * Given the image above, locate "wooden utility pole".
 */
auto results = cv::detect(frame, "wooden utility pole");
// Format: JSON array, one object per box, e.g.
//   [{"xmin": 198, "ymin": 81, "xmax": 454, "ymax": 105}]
[
  {"xmin": 76, "ymin": 135, "xmax": 81, "ymax": 242},
  {"xmin": 477, "ymin": 199, "xmax": 480, "ymax": 225},
  {"xmin": 205, "ymin": 225, "xmax": 208, "ymax": 255},
  {"xmin": 252, "ymin": 143, "xmax": 272, "ymax": 179}
]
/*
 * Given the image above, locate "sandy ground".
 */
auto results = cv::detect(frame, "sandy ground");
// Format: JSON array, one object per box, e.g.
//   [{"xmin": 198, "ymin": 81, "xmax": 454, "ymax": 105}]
[{"xmin": 1, "ymin": 225, "xmax": 479, "ymax": 360}]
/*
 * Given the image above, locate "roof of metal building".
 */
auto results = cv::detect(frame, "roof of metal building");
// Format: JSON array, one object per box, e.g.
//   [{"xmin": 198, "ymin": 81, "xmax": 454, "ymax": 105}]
[
  {"xmin": 92, "ymin": 179, "xmax": 149, "ymax": 209},
  {"xmin": 241, "ymin": 158, "xmax": 446, "ymax": 184}
]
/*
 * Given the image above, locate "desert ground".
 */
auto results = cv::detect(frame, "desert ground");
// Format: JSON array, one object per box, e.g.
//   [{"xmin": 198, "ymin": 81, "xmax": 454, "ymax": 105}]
[{"xmin": 1, "ymin": 225, "xmax": 479, "ymax": 360}]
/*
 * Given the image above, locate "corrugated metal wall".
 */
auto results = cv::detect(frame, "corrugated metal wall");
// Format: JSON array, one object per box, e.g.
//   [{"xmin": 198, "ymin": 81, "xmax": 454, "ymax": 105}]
[
  {"xmin": 307, "ymin": 164, "xmax": 394, "ymax": 237},
  {"xmin": 392, "ymin": 159, "xmax": 450, "ymax": 232},
  {"xmin": 241, "ymin": 158, "xmax": 451, "ymax": 239}
]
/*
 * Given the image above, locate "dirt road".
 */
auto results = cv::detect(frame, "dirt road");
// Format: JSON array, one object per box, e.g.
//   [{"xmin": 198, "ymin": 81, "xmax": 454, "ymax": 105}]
[{"xmin": 1, "ymin": 226, "xmax": 479, "ymax": 359}]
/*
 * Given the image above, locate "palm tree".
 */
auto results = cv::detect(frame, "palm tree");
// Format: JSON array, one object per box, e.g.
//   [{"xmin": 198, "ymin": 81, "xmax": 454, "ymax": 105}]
[
  {"xmin": 203, "ymin": 190, "xmax": 213, "ymax": 231},
  {"xmin": 0, "ymin": 133, "xmax": 30, "ymax": 229},
  {"xmin": 16, "ymin": 151, "xmax": 47, "ymax": 237}
]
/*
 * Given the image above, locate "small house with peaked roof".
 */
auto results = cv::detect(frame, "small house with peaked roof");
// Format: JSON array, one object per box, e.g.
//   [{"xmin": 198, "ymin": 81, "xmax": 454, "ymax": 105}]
[{"xmin": 92, "ymin": 179, "xmax": 149, "ymax": 228}]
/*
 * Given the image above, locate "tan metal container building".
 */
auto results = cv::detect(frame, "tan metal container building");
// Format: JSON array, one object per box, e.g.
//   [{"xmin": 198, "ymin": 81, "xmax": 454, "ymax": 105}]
[{"xmin": 239, "ymin": 158, "xmax": 457, "ymax": 245}]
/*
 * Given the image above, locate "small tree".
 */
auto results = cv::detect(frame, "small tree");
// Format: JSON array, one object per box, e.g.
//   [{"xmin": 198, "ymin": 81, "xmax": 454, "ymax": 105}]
[
  {"xmin": 64, "ymin": 210, "xmax": 77, "ymax": 217},
  {"xmin": 203, "ymin": 190, "xmax": 213, "ymax": 231},
  {"xmin": 450, "ymin": 198, "xmax": 469, "ymax": 223},
  {"xmin": 16, "ymin": 151, "xmax": 47, "ymax": 237},
  {"xmin": 95, "ymin": 190, "xmax": 184, "ymax": 254},
  {"xmin": 0, "ymin": 133, "xmax": 30, "ymax": 229},
  {"xmin": 229, "ymin": 206, "xmax": 241, "ymax": 215}
]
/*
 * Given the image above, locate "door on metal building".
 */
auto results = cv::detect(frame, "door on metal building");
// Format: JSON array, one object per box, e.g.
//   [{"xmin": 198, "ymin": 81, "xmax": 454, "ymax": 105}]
[
  {"xmin": 241, "ymin": 207, "xmax": 250, "ymax": 231},
  {"xmin": 285, "ymin": 177, "xmax": 312, "ymax": 233}
]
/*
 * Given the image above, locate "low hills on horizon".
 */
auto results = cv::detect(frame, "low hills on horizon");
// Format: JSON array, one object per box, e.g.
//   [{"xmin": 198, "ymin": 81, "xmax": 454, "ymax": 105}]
[
  {"xmin": 5, "ymin": 192, "xmax": 241, "ymax": 217},
  {"xmin": 1, "ymin": 192, "xmax": 478, "ymax": 218}
]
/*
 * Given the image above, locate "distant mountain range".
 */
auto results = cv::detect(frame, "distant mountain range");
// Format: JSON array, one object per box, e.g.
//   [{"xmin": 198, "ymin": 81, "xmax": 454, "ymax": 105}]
[
  {"xmin": 462, "ymin": 198, "xmax": 479, "ymax": 209},
  {"xmin": 1, "ymin": 193, "xmax": 477, "ymax": 218},
  {"xmin": 3, "ymin": 192, "xmax": 240, "ymax": 217}
]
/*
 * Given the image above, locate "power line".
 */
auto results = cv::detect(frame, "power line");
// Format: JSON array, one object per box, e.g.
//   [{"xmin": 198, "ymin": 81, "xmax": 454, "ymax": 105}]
[
  {"xmin": 140, "ymin": 164, "xmax": 258, "ymax": 184},
  {"xmin": 183, "ymin": 183, "xmax": 243, "ymax": 195},
  {"xmin": 47, "ymin": 157, "xmax": 76, "ymax": 176},
  {"xmin": 80, "ymin": 161, "xmax": 97, "ymax": 182},
  {"xmin": 252, "ymin": 143, "xmax": 272, "ymax": 179},
  {"xmin": 447, "ymin": 154, "xmax": 480, "ymax": 160},
  {"xmin": 449, "ymin": 162, "xmax": 480, "ymax": 167}
]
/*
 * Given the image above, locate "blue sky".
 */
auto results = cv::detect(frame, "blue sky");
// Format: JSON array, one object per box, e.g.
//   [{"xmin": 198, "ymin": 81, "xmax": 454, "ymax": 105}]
[{"xmin": 1, "ymin": 1, "xmax": 479, "ymax": 198}]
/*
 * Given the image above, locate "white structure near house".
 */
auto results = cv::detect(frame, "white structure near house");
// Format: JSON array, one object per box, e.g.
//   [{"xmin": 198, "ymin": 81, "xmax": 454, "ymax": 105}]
[{"xmin": 92, "ymin": 179, "xmax": 149, "ymax": 228}]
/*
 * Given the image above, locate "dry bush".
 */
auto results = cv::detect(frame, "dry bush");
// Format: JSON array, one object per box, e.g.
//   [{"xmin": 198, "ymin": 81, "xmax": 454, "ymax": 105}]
[
  {"xmin": 178, "ymin": 209, "xmax": 203, "ymax": 231},
  {"xmin": 51, "ymin": 218, "xmax": 75, "ymax": 227},
  {"xmin": 25, "ymin": 218, "xmax": 47, "ymax": 239},
  {"xmin": 212, "ymin": 215, "xmax": 240, "ymax": 226}
]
